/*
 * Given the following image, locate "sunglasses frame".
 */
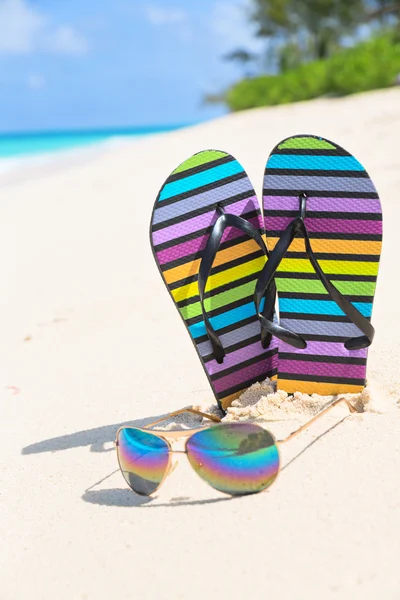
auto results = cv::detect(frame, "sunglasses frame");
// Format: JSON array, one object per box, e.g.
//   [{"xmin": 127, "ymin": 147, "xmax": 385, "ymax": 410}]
[
  {"xmin": 116, "ymin": 409, "xmax": 224, "ymax": 495},
  {"xmin": 116, "ymin": 398, "xmax": 357, "ymax": 496}
]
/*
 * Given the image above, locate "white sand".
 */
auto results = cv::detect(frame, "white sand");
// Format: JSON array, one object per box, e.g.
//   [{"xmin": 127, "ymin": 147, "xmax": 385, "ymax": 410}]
[{"xmin": 1, "ymin": 88, "xmax": 400, "ymax": 599}]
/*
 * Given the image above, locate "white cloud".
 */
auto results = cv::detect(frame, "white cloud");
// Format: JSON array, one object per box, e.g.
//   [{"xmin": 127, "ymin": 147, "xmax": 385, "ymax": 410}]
[
  {"xmin": 0, "ymin": 0, "xmax": 88, "ymax": 56},
  {"xmin": 0, "ymin": 0, "xmax": 44, "ymax": 53},
  {"xmin": 145, "ymin": 6, "xmax": 187, "ymax": 26},
  {"xmin": 27, "ymin": 73, "xmax": 45, "ymax": 90},
  {"xmin": 45, "ymin": 25, "xmax": 88, "ymax": 55}
]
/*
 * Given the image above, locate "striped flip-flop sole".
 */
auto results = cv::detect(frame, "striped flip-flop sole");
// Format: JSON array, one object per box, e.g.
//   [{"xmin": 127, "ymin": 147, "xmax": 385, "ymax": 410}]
[
  {"xmin": 263, "ymin": 135, "xmax": 382, "ymax": 396},
  {"xmin": 151, "ymin": 150, "xmax": 278, "ymax": 411}
]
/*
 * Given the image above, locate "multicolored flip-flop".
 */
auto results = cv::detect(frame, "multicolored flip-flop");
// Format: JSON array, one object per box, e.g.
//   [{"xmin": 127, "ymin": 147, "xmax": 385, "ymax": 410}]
[
  {"xmin": 150, "ymin": 150, "xmax": 278, "ymax": 411},
  {"xmin": 263, "ymin": 134, "xmax": 382, "ymax": 396}
]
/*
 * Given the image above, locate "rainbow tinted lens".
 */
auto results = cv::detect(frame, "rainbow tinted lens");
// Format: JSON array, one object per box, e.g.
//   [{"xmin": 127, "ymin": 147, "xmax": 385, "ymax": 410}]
[
  {"xmin": 186, "ymin": 423, "xmax": 280, "ymax": 496},
  {"xmin": 117, "ymin": 428, "xmax": 170, "ymax": 496}
]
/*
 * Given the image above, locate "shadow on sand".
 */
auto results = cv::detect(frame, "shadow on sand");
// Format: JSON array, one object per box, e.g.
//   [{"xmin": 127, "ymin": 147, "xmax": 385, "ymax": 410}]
[
  {"xmin": 81, "ymin": 488, "xmax": 235, "ymax": 508},
  {"xmin": 21, "ymin": 413, "xmax": 167, "ymax": 455},
  {"xmin": 22, "ymin": 409, "xmax": 346, "ymax": 509},
  {"xmin": 80, "ymin": 418, "xmax": 346, "ymax": 509}
]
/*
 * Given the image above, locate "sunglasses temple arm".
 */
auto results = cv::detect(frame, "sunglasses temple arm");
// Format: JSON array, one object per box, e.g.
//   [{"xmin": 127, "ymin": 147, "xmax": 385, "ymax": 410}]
[
  {"xmin": 278, "ymin": 397, "xmax": 358, "ymax": 444},
  {"xmin": 146, "ymin": 408, "xmax": 222, "ymax": 429}
]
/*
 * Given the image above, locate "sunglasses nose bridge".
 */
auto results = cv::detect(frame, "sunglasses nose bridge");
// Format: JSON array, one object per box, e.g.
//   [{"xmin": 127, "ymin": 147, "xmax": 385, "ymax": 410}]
[
  {"xmin": 166, "ymin": 435, "xmax": 188, "ymax": 453},
  {"xmin": 167, "ymin": 459, "xmax": 179, "ymax": 477}
]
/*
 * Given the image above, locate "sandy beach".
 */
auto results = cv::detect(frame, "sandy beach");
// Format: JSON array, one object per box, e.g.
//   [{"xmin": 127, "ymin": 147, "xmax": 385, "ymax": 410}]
[{"xmin": 1, "ymin": 87, "xmax": 400, "ymax": 599}]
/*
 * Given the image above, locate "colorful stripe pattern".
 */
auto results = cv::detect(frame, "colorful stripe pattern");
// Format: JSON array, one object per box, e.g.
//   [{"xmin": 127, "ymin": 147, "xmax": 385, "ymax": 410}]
[
  {"xmin": 263, "ymin": 135, "xmax": 382, "ymax": 395},
  {"xmin": 151, "ymin": 150, "xmax": 278, "ymax": 410}
]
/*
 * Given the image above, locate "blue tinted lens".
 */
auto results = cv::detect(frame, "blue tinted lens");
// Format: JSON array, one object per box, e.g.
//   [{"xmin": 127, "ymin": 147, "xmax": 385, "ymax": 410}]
[{"xmin": 117, "ymin": 428, "xmax": 170, "ymax": 495}]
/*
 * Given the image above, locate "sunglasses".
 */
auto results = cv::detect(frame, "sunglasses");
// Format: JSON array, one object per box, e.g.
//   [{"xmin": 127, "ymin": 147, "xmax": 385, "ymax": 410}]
[{"xmin": 116, "ymin": 398, "xmax": 356, "ymax": 497}]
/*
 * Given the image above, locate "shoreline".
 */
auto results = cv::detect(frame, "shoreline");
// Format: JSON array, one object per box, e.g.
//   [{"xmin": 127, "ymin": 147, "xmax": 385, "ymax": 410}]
[
  {"xmin": 0, "ymin": 122, "xmax": 194, "ymax": 185},
  {"xmin": 0, "ymin": 132, "xmax": 169, "ymax": 186}
]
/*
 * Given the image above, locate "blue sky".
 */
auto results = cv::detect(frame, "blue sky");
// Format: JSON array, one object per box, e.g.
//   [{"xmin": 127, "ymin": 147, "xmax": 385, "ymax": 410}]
[{"xmin": 0, "ymin": 0, "xmax": 262, "ymax": 132}]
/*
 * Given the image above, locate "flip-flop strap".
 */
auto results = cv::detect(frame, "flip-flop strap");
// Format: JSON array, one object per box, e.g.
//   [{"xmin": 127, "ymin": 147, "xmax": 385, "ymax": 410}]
[
  {"xmin": 301, "ymin": 217, "xmax": 374, "ymax": 350},
  {"xmin": 255, "ymin": 219, "xmax": 308, "ymax": 349},
  {"xmin": 257, "ymin": 203, "xmax": 374, "ymax": 350},
  {"xmin": 198, "ymin": 206, "xmax": 276, "ymax": 364}
]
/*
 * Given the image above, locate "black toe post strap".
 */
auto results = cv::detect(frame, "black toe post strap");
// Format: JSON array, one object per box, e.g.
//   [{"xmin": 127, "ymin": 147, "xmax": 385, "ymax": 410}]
[
  {"xmin": 256, "ymin": 193, "xmax": 374, "ymax": 351},
  {"xmin": 198, "ymin": 205, "xmax": 277, "ymax": 364},
  {"xmin": 300, "ymin": 212, "xmax": 374, "ymax": 351},
  {"xmin": 254, "ymin": 217, "xmax": 308, "ymax": 350}
]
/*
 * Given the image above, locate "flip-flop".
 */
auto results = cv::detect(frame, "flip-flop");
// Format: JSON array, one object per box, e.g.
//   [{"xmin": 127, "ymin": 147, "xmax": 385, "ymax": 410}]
[
  {"xmin": 150, "ymin": 150, "xmax": 278, "ymax": 411},
  {"xmin": 262, "ymin": 134, "xmax": 382, "ymax": 395}
]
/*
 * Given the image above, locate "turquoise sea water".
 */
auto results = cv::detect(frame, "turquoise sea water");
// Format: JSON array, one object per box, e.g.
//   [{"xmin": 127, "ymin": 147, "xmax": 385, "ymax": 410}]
[{"xmin": 0, "ymin": 124, "xmax": 188, "ymax": 159}]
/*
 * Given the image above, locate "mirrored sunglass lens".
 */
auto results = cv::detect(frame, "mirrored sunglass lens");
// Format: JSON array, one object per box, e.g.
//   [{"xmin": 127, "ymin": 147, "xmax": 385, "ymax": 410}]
[
  {"xmin": 186, "ymin": 423, "xmax": 280, "ymax": 496},
  {"xmin": 117, "ymin": 428, "xmax": 170, "ymax": 496}
]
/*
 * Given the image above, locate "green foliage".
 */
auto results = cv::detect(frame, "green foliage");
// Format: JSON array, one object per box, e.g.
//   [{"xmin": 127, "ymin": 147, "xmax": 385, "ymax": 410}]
[
  {"xmin": 278, "ymin": 42, "xmax": 305, "ymax": 72},
  {"xmin": 368, "ymin": 1, "xmax": 400, "ymax": 23},
  {"xmin": 252, "ymin": 0, "xmax": 366, "ymax": 59},
  {"xmin": 328, "ymin": 34, "xmax": 400, "ymax": 94},
  {"xmin": 225, "ymin": 34, "xmax": 400, "ymax": 111}
]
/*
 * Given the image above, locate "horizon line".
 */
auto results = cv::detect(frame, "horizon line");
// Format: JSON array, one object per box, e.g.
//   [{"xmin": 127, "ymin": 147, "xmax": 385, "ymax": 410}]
[{"xmin": 0, "ymin": 121, "xmax": 200, "ymax": 139}]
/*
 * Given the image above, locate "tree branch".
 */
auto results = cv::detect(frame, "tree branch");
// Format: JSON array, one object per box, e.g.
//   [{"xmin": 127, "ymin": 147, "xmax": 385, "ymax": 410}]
[{"xmin": 367, "ymin": 3, "xmax": 400, "ymax": 20}]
